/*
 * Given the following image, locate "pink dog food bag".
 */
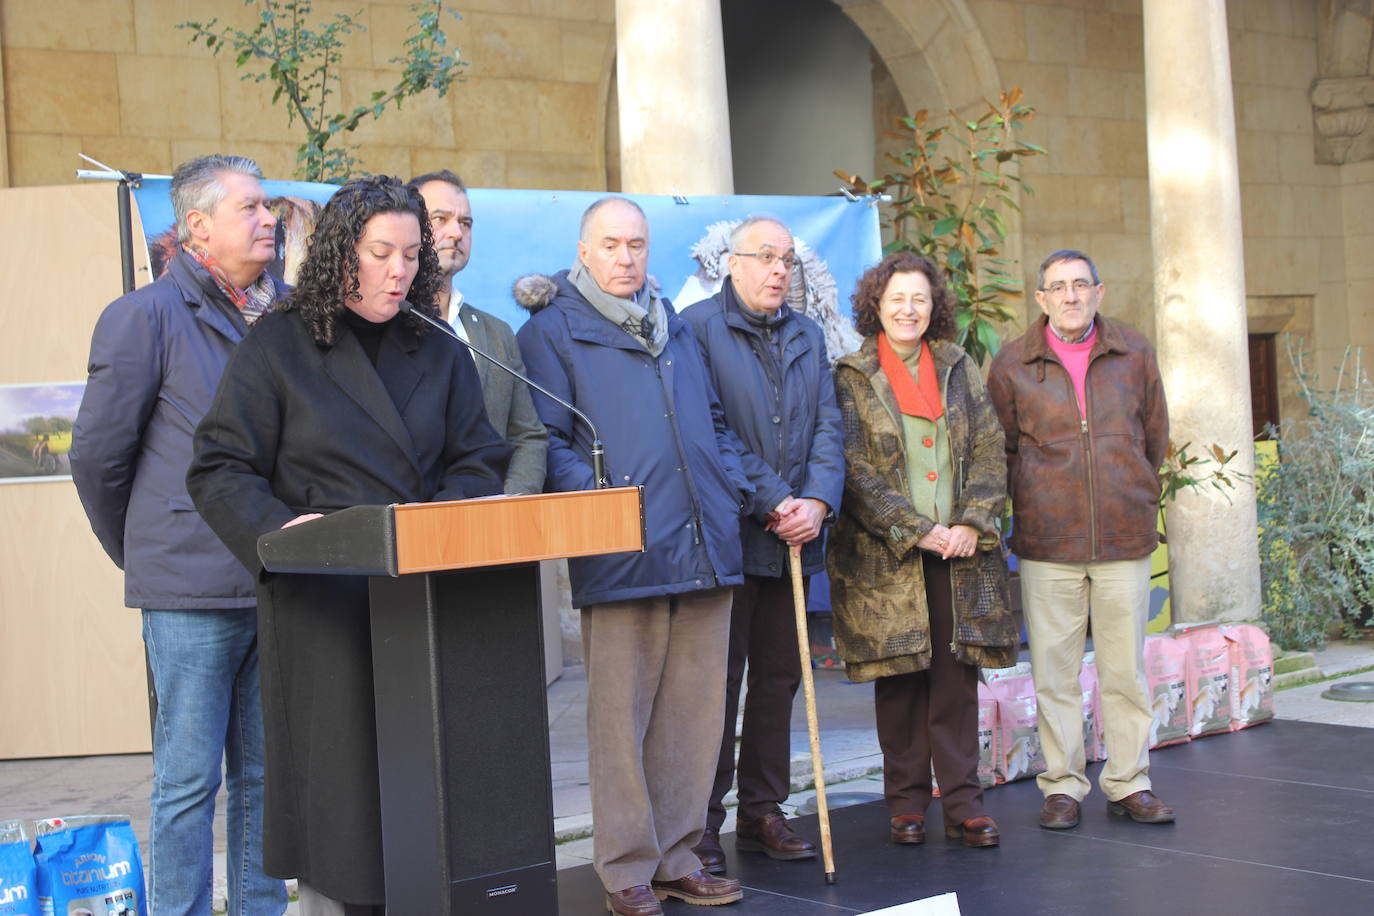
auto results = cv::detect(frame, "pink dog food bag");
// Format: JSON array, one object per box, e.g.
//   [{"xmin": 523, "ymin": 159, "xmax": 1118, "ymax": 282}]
[
  {"xmin": 1144, "ymin": 635, "xmax": 1190, "ymax": 748},
  {"xmin": 1079, "ymin": 660, "xmax": 1105, "ymax": 763},
  {"xmin": 1222, "ymin": 624, "xmax": 1274, "ymax": 731},
  {"xmin": 987, "ymin": 673, "xmax": 1046, "ymax": 783},
  {"xmin": 977, "ymin": 681, "xmax": 1000, "ymax": 787},
  {"xmin": 1183, "ymin": 627, "xmax": 1233, "ymax": 738}
]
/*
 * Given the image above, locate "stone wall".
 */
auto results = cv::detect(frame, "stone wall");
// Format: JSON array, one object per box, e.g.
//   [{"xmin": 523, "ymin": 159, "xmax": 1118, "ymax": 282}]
[
  {"xmin": 1340, "ymin": 158, "xmax": 1374, "ymax": 375},
  {"xmin": 0, "ymin": 0, "xmax": 616, "ymax": 189},
  {"xmin": 959, "ymin": 0, "xmax": 1346, "ymax": 370},
  {"xmin": 969, "ymin": 0, "xmax": 1155, "ymax": 335},
  {"xmin": 1227, "ymin": 0, "xmax": 1357, "ymax": 380}
]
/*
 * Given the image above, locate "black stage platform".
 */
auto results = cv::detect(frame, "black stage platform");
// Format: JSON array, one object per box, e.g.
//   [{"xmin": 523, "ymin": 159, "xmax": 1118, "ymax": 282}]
[{"xmin": 557, "ymin": 720, "xmax": 1374, "ymax": 914}]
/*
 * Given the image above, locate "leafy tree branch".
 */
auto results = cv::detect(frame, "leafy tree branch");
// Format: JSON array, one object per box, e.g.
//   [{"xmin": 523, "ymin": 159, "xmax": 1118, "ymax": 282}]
[
  {"xmin": 836, "ymin": 88, "xmax": 1043, "ymax": 366},
  {"xmin": 181, "ymin": 0, "xmax": 466, "ymax": 183}
]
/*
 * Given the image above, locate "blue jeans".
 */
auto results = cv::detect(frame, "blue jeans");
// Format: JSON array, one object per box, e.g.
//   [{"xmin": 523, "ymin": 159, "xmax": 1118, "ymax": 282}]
[{"xmin": 142, "ymin": 609, "xmax": 287, "ymax": 916}]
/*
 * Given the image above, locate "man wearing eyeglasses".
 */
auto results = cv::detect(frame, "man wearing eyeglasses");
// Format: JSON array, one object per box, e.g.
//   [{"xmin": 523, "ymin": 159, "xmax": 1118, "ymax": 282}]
[
  {"xmin": 987, "ymin": 248, "xmax": 1173, "ymax": 832},
  {"xmin": 680, "ymin": 216, "xmax": 844, "ymax": 873},
  {"xmin": 409, "ymin": 170, "xmax": 547, "ymax": 494}
]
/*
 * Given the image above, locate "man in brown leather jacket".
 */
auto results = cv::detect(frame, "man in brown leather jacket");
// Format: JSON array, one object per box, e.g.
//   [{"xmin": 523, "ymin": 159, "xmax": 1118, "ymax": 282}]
[{"xmin": 987, "ymin": 249, "xmax": 1174, "ymax": 831}]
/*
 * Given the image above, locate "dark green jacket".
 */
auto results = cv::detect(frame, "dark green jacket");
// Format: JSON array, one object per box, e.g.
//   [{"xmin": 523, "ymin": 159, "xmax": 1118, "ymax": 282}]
[{"xmin": 827, "ymin": 336, "xmax": 1017, "ymax": 681}]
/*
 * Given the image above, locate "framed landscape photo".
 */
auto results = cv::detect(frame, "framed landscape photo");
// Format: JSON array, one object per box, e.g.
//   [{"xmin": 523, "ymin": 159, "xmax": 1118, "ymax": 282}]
[{"xmin": 0, "ymin": 382, "xmax": 84, "ymax": 484}]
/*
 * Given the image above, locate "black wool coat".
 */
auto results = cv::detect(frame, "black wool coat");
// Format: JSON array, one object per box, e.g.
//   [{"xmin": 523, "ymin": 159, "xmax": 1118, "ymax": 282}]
[{"xmin": 186, "ymin": 307, "xmax": 510, "ymax": 903}]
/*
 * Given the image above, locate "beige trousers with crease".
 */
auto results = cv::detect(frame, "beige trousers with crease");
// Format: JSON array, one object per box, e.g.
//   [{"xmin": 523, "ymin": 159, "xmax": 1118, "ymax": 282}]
[{"xmin": 1020, "ymin": 556, "xmax": 1154, "ymax": 802}]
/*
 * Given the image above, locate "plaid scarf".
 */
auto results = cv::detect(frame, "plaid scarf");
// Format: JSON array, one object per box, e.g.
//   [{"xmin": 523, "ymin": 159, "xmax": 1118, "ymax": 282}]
[{"xmin": 183, "ymin": 244, "xmax": 277, "ymax": 326}]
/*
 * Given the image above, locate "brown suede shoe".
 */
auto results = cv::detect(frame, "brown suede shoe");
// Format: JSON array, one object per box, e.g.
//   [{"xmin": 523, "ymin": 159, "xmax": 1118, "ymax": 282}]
[
  {"xmin": 1108, "ymin": 789, "xmax": 1176, "ymax": 824},
  {"xmin": 889, "ymin": 814, "xmax": 926, "ymax": 845},
  {"xmin": 606, "ymin": 884, "xmax": 664, "ymax": 916},
  {"xmin": 944, "ymin": 814, "xmax": 1000, "ymax": 847},
  {"xmin": 1039, "ymin": 794, "xmax": 1082, "ymax": 830},
  {"xmin": 735, "ymin": 809, "xmax": 816, "ymax": 861},
  {"xmin": 692, "ymin": 826, "xmax": 727, "ymax": 874},
  {"xmin": 651, "ymin": 870, "xmax": 743, "ymax": 906}
]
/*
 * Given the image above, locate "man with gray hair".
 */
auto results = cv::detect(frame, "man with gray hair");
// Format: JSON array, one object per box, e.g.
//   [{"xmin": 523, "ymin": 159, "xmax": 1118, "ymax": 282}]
[
  {"xmin": 71, "ymin": 155, "xmax": 288, "ymax": 916},
  {"xmin": 680, "ymin": 216, "xmax": 843, "ymax": 873},
  {"xmin": 517, "ymin": 196, "xmax": 750, "ymax": 915},
  {"xmin": 987, "ymin": 248, "xmax": 1173, "ymax": 833}
]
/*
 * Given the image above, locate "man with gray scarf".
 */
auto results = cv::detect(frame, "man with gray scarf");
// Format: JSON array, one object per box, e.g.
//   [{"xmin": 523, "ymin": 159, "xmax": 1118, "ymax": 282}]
[{"xmin": 517, "ymin": 197, "xmax": 752, "ymax": 915}]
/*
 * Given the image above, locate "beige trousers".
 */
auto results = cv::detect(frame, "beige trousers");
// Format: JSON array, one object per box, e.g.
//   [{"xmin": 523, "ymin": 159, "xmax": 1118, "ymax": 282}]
[
  {"xmin": 582, "ymin": 587, "xmax": 732, "ymax": 893},
  {"xmin": 1020, "ymin": 556, "xmax": 1153, "ymax": 802}
]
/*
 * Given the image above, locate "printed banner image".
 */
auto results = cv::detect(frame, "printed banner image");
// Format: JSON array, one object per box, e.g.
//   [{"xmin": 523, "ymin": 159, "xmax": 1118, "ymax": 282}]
[
  {"xmin": 0, "ymin": 382, "xmax": 84, "ymax": 484},
  {"xmin": 131, "ymin": 180, "xmax": 883, "ymax": 354}
]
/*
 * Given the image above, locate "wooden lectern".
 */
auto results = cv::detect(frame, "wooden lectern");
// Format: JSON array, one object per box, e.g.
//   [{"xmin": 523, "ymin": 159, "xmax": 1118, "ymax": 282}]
[{"xmin": 256, "ymin": 487, "xmax": 644, "ymax": 914}]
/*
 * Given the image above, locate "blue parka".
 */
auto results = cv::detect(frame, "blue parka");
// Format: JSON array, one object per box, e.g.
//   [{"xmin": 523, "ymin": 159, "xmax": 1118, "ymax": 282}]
[
  {"xmin": 516, "ymin": 271, "xmax": 752, "ymax": 607},
  {"xmin": 681, "ymin": 283, "xmax": 845, "ymax": 577},
  {"xmin": 70, "ymin": 250, "xmax": 285, "ymax": 609}
]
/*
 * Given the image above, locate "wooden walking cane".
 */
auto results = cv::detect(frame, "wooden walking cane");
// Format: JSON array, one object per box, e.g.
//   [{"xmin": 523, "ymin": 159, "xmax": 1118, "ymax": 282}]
[{"xmin": 790, "ymin": 544, "xmax": 837, "ymax": 884}]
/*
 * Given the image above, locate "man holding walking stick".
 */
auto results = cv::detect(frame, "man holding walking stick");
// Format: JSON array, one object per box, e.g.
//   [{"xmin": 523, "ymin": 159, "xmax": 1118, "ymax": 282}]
[{"xmin": 681, "ymin": 215, "xmax": 844, "ymax": 874}]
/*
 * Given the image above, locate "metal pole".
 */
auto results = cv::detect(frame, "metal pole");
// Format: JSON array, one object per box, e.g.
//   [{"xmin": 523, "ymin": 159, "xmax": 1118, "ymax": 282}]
[{"xmin": 117, "ymin": 180, "xmax": 136, "ymax": 294}]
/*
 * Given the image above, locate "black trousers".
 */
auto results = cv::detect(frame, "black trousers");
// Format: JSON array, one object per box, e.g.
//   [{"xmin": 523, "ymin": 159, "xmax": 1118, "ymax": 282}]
[
  {"xmin": 706, "ymin": 574, "xmax": 806, "ymax": 829},
  {"xmin": 873, "ymin": 553, "xmax": 984, "ymax": 824}
]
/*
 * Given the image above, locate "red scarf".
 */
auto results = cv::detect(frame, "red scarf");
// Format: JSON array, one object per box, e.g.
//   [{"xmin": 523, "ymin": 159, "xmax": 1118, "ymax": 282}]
[{"xmin": 878, "ymin": 333, "xmax": 943, "ymax": 421}]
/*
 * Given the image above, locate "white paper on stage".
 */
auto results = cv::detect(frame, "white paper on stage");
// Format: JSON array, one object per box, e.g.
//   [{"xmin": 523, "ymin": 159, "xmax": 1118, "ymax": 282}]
[{"xmin": 861, "ymin": 891, "xmax": 961, "ymax": 915}]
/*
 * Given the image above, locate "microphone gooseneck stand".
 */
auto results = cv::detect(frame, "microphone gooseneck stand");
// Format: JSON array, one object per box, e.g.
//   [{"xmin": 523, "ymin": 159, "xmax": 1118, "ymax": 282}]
[{"xmin": 397, "ymin": 300, "xmax": 610, "ymax": 489}]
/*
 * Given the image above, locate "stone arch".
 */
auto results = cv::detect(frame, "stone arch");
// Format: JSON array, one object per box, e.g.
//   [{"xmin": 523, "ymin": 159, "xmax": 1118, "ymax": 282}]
[
  {"xmin": 598, "ymin": 0, "xmax": 1025, "ymax": 287},
  {"xmin": 834, "ymin": 0, "xmax": 1026, "ymax": 309},
  {"xmin": 837, "ymin": 0, "xmax": 1004, "ymax": 116}
]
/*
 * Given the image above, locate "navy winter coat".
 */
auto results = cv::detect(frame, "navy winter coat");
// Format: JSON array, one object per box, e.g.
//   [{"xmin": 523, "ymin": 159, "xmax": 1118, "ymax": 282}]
[
  {"xmin": 681, "ymin": 285, "xmax": 845, "ymax": 577},
  {"xmin": 516, "ymin": 271, "xmax": 752, "ymax": 607},
  {"xmin": 70, "ymin": 250, "xmax": 284, "ymax": 609}
]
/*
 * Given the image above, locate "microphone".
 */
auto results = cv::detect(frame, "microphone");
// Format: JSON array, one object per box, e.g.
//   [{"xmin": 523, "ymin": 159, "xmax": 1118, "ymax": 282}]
[{"xmin": 397, "ymin": 299, "xmax": 610, "ymax": 489}]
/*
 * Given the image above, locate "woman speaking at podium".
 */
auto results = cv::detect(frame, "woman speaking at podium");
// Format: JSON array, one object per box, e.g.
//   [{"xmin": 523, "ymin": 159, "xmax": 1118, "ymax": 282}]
[{"xmin": 188, "ymin": 175, "xmax": 510, "ymax": 913}]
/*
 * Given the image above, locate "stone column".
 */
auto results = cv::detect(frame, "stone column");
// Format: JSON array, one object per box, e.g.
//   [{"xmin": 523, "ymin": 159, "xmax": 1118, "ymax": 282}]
[
  {"xmin": 615, "ymin": 0, "xmax": 733, "ymax": 194},
  {"xmin": 1143, "ymin": 0, "xmax": 1261, "ymax": 623}
]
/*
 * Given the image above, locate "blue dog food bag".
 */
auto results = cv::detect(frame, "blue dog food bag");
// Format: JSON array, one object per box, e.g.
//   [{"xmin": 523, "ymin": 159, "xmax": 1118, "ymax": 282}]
[
  {"xmin": 32, "ymin": 817, "xmax": 145, "ymax": 916},
  {"xmin": 0, "ymin": 820, "xmax": 37, "ymax": 916}
]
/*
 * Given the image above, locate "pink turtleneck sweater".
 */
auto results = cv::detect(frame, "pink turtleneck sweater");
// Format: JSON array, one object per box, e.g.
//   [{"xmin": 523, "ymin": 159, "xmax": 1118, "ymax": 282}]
[{"xmin": 1045, "ymin": 322, "xmax": 1097, "ymax": 418}]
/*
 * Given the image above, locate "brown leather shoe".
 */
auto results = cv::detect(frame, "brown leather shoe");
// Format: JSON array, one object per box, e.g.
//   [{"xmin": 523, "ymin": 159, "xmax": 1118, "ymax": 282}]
[
  {"xmin": 1108, "ymin": 789, "xmax": 1176, "ymax": 824},
  {"xmin": 1039, "ymin": 794, "xmax": 1082, "ymax": 830},
  {"xmin": 889, "ymin": 814, "xmax": 926, "ymax": 845},
  {"xmin": 735, "ymin": 809, "xmax": 816, "ymax": 861},
  {"xmin": 606, "ymin": 884, "xmax": 664, "ymax": 916},
  {"xmin": 692, "ymin": 826, "xmax": 726, "ymax": 874},
  {"xmin": 651, "ymin": 869, "xmax": 743, "ymax": 906},
  {"xmin": 944, "ymin": 814, "xmax": 1000, "ymax": 847}
]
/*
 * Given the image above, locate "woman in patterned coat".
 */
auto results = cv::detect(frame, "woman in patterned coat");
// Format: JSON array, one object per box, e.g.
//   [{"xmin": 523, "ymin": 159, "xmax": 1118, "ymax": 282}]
[{"xmin": 828, "ymin": 252, "xmax": 1017, "ymax": 849}]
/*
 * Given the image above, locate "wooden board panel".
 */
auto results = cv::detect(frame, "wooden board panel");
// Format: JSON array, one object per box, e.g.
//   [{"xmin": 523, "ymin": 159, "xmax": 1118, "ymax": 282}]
[
  {"xmin": 392, "ymin": 487, "xmax": 645, "ymax": 574},
  {"xmin": 0, "ymin": 184, "xmax": 152, "ymax": 759}
]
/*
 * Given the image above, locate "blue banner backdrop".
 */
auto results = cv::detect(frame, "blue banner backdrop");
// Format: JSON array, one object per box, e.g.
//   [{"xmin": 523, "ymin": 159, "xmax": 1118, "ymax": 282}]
[{"xmin": 131, "ymin": 179, "xmax": 882, "ymax": 336}]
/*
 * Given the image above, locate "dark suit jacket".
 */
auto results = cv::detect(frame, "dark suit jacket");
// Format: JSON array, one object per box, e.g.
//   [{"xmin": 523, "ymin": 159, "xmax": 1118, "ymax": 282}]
[
  {"xmin": 456, "ymin": 302, "xmax": 548, "ymax": 495},
  {"xmin": 186, "ymin": 307, "xmax": 510, "ymax": 901}
]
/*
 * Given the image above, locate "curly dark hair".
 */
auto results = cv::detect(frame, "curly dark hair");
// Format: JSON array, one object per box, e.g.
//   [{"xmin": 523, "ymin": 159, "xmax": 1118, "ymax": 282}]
[
  {"xmin": 850, "ymin": 252, "xmax": 957, "ymax": 342},
  {"xmin": 279, "ymin": 175, "xmax": 443, "ymax": 346}
]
